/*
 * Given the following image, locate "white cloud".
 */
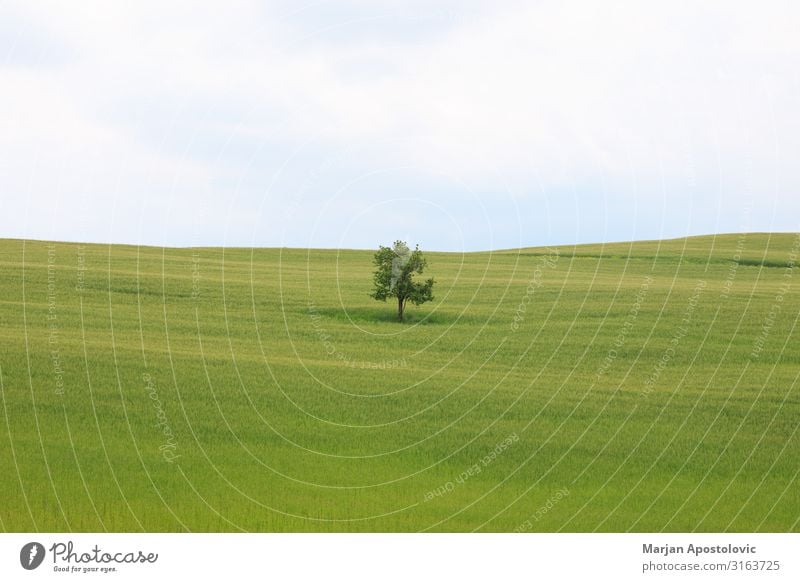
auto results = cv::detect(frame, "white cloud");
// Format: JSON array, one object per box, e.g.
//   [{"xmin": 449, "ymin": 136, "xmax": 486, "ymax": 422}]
[{"xmin": 1, "ymin": 0, "xmax": 798, "ymax": 248}]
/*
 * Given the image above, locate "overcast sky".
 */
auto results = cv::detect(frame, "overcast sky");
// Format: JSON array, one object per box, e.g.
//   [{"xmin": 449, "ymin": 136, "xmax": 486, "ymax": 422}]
[{"xmin": 1, "ymin": 1, "xmax": 798, "ymax": 251}]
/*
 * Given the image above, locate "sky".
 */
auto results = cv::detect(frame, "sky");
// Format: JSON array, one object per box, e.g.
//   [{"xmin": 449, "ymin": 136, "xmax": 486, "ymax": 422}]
[{"xmin": 1, "ymin": 0, "xmax": 798, "ymax": 251}]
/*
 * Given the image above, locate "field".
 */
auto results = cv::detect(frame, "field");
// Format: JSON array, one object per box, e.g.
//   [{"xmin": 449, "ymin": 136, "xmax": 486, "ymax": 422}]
[{"xmin": 0, "ymin": 233, "xmax": 798, "ymax": 532}]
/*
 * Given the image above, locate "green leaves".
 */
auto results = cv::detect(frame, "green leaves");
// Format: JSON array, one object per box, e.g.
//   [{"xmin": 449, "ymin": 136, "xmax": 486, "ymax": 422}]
[{"xmin": 370, "ymin": 240, "xmax": 435, "ymax": 320}]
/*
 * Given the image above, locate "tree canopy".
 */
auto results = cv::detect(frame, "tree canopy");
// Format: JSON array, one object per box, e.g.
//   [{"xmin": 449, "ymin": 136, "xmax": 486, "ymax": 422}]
[{"xmin": 370, "ymin": 241, "xmax": 434, "ymax": 321}]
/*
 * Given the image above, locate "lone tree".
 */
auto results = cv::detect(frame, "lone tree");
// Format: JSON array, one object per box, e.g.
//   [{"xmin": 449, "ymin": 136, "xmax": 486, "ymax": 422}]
[{"xmin": 370, "ymin": 241, "xmax": 434, "ymax": 321}]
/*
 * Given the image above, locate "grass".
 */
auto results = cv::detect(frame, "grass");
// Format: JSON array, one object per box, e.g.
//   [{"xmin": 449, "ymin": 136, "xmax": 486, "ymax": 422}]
[{"xmin": 0, "ymin": 233, "xmax": 798, "ymax": 532}]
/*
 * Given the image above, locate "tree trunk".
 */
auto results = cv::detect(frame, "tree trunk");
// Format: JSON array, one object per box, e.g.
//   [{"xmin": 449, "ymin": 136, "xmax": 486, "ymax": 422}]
[{"xmin": 397, "ymin": 297, "xmax": 405, "ymax": 321}]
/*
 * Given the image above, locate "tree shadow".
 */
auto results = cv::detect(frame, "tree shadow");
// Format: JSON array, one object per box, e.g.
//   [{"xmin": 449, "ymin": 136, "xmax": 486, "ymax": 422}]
[{"xmin": 311, "ymin": 305, "xmax": 458, "ymax": 325}]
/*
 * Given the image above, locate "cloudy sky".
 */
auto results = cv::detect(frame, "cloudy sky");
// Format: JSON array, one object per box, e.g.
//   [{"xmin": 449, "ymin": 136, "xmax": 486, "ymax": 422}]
[{"xmin": 1, "ymin": 1, "xmax": 798, "ymax": 251}]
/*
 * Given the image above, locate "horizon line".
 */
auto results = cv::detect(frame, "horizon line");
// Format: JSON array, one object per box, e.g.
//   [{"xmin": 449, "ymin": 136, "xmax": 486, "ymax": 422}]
[{"xmin": 1, "ymin": 231, "xmax": 797, "ymax": 254}]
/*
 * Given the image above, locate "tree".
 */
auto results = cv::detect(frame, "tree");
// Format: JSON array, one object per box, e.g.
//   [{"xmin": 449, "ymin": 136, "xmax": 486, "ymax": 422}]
[{"xmin": 370, "ymin": 240, "xmax": 435, "ymax": 321}]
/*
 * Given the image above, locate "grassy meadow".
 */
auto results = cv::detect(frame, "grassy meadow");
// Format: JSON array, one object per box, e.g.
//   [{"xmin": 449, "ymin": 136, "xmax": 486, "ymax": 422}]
[{"xmin": 0, "ymin": 233, "xmax": 798, "ymax": 532}]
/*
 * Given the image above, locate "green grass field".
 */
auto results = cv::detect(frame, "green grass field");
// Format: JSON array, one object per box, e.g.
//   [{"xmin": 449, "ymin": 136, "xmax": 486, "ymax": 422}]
[{"xmin": 1, "ymin": 233, "xmax": 798, "ymax": 532}]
